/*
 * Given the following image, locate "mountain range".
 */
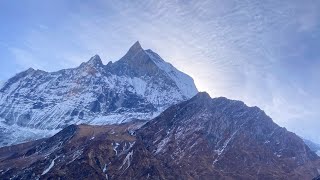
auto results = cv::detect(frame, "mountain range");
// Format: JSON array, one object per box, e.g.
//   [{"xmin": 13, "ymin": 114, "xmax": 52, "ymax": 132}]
[
  {"xmin": 0, "ymin": 42, "xmax": 319, "ymax": 179},
  {"xmin": 0, "ymin": 92, "xmax": 319, "ymax": 179},
  {"xmin": 0, "ymin": 41, "xmax": 197, "ymax": 147}
]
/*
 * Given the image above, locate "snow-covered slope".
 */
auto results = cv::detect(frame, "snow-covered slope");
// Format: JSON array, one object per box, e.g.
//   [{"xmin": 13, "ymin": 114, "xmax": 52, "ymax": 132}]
[
  {"xmin": 0, "ymin": 41, "xmax": 198, "ymax": 146},
  {"xmin": 145, "ymin": 49, "xmax": 197, "ymax": 98},
  {"xmin": 0, "ymin": 80, "xmax": 4, "ymax": 89}
]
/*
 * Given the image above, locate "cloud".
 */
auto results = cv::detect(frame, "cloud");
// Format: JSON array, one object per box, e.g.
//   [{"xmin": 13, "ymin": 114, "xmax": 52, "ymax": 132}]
[
  {"xmin": 2, "ymin": 0, "xmax": 320, "ymax": 143},
  {"xmin": 296, "ymin": 1, "xmax": 320, "ymax": 32}
]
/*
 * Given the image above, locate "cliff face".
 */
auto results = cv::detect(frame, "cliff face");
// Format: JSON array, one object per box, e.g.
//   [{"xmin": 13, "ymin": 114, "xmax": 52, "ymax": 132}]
[{"xmin": 1, "ymin": 92, "xmax": 319, "ymax": 180}]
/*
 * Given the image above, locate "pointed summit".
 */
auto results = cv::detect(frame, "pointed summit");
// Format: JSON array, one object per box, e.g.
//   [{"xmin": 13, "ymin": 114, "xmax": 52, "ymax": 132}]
[
  {"xmin": 129, "ymin": 41, "xmax": 143, "ymax": 53},
  {"xmin": 87, "ymin": 55, "xmax": 102, "ymax": 65},
  {"xmin": 192, "ymin": 92, "xmax": 211, "ymax": 101},
  {"xmin": 80, "ymin": 55, "xmax": 103, "ymax": 68},
  {"xmin": 188, "ymin": 92, "xmax": 212, "ymax": 106},
  {"xmin": 120, "ymin": 41, "xmax": 145, "ymax": 61}
]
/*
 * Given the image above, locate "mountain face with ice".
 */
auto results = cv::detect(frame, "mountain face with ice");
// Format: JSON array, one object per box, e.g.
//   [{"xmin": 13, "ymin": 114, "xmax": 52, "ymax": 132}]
[
  {"xmin": 0, "ymin": 41, "xmax": 198, "ymax": 146},
  {"xmin": 0, "ymin": 92, "xmax": 319, "ymax": 179}
]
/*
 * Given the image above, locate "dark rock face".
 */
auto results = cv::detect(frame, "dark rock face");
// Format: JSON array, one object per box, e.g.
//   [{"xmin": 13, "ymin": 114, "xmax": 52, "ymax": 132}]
[
  {"xmin": 0, "ymin": 41, "xmax": 198, "ymax": 146},
  {"xmin": 0, "ymin": 93, "xmax": 319, "ymax": 179}
]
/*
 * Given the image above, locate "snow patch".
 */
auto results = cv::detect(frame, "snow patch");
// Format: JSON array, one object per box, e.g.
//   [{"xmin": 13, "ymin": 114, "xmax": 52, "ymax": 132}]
[
  {"xmin": 0, "ymin": 121, "xmax": 60, "ymax": 147},
  {"xmin": 41, "ymin": 157, "xmax": 57, "ymax": 175},
  {"xmin": 146, "ymin": 50, "xmax": 198, "ymax": 98},
  {"xmin": 156, "ymin": 136, "xmax": 170, "ymax": 154},
  {"xmin": 120, "ymin": 150, "xmax": 133, "ymax": 171},
  {"xmin": 103, "ymin": 163, "xmax": 109, "ymax": 180},
  {"xmin": 90, "ymin": 112, "xmax": 159, "ymax": 125},
  {"xmin": 0, "ymin": 80, "xmax": 4, "ymax": 89},
  {"xmin": 215, "ymin": 131, "xmax": 237, "ymax": 156},
  {"xmin": 103, "ymin": 164, "xmax": 107, "ymax": 173},
  {"xmin": 112, "ymin": 142, "xmax": 120, "ymax": 155},
  {"xmin": 131, "ymin": 77, "xmax": 147, "ymax": 96}
]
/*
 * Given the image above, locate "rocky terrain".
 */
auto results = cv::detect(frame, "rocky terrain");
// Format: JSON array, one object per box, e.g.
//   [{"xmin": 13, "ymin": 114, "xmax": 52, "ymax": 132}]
[
  {"xmin": 0, "ymin": 41, "xmax": 197, "ymax": 146},
  {"xmin": 1, "ymin": 92, "xmax": 319, "ymax": 180}
]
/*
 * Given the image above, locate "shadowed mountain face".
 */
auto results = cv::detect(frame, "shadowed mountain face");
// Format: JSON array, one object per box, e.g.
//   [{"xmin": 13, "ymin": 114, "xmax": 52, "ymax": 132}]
[
  {"xmin": 0, "ymin": 41, "xmax": 198, "ymax": 147},
  {"xmin": 0, "ymin": 93, "xmax": 319, "ymax": 180}
]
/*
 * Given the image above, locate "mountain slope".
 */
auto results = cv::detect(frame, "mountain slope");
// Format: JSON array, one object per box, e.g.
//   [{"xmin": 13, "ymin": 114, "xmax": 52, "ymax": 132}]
[
  {"xmin": 136, "ymin": 92, "xmax": 320, "ymax": 179},
  {"xmin": 0, "ymin": 41, "xmax": 198, "ymax": 147},
  {"xmin": 1, "ymin": 92, "xmax": 319, "ymax": 179},
  {"xmin": 304, "ymin": 139, "xmax": 320, "ymax": 156}
]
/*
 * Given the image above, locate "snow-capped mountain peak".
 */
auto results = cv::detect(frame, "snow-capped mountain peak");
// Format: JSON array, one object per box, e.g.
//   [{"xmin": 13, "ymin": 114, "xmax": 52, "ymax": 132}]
[
  {"xmin": 0, "ymin": 41, "xmax": 198, "ymax": 147},
  {"xmin": 125, "ymin": 41, "xmax": 144, "ymax": 58}
]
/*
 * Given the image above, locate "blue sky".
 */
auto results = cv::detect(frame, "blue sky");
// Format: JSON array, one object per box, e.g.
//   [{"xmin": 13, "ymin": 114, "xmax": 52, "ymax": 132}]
[{"xmin": 1, "ymin": 0, "xmax": 320, "ymax": 143}]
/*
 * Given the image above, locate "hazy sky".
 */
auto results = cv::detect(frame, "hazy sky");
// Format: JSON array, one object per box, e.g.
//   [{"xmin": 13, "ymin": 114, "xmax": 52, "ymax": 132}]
[{"xmin": 0, "ymin": 0, "xmax": 319, "ymax": 143}]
